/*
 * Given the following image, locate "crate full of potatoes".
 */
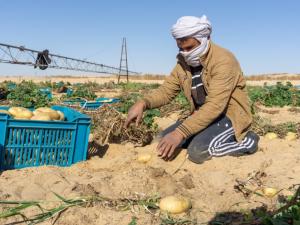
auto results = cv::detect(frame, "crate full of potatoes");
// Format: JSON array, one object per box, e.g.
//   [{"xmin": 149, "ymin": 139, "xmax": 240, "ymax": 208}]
[{"xmin": 0, "ymin": 106, "xmax": 90, "ymax": 170}]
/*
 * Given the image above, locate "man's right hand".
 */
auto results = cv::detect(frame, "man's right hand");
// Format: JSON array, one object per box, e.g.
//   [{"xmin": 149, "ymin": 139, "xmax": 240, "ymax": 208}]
[{"xmin": 124, "ymin": 100, "xmax": 146, "ymax": 128}]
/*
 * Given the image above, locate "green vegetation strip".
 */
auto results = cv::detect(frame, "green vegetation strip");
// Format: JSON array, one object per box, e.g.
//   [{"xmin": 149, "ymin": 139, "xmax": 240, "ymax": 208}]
[
  {"xmin": 6, "ymin": 81, "xmax": 50, "ymax": 108},
  {"xmin": 247, "ymin": 82, "xmax": 300, "ymax": 107}
]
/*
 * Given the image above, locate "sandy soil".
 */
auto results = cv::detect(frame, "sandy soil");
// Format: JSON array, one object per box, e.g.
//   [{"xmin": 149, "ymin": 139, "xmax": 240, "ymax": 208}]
[
  {"xmin": 255, "ymin": 105, "xmax": 300, "ymax": 124},
  {"xmin": 247, "ymin": 80, "xmax": 300, "ymax": 86},
  {"xmin": 0, "ymin": 110, "xmax": 299, "ymax": 225}
]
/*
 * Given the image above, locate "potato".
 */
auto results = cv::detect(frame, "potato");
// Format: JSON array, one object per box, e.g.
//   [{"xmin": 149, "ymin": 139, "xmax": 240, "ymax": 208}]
[
  {"xmin": 31, "ymin": 114, "xmax": 51, "ymax": 121},
  {"xmin": 264, "ymin": 132, "xmax": 278, "ymax": 140},
  {"xmin": 56, "ymin": 110, "xmax": 65, "ymax": 121},
  {"xmin": 285, "ymin": 132, "xmax": 297, "ymax": 141},
  {"xmin": 137, "ymin": 153, "xmax": 152, "ymax": 163},
  {"xmin": 159, "ymin": 196, "xmax": 191, "ymax": 214},
  {"xmin": 0, "ymin": 110, "xmax": 11, "ymax": 116},
  {"xmin": 11, "ymin": 108, "xmax": 33, "ymax": 119},
  {"xmin": 33, "ymin": 111, "xmax": 50, "ymax": 117},
  {"xmin": 8, "ymin": 107, "xmax": 28, "ymax": 117},
  {"xmin": 262, "ymin": 187, "xmax": 277, "ymax": 198},
  {"xmin": 35, "ymin": 107, "xmax": 60, "ymax": 120}
]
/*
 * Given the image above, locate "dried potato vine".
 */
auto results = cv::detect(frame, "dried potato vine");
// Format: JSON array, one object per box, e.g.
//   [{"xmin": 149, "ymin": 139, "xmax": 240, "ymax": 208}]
[{"xmin": 87, "ymin": 105, "xmax": 154, "ymax": 147}]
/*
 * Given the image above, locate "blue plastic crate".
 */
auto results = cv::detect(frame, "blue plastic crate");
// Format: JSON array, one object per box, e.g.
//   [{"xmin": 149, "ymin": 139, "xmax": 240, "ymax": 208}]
[
  {"xmin": 39, "ymin": 88, "xmax": 52, "ymax": 99},
  {"xmin": 62, "ymin": 98, "xmax": 102, "ymax": 110},
  {"xmin": 96, "ymin": 97, "xmax": 120, "ymax": 104},
  {"xmin": 0, "ymin": 106, "xmax": 91, "ymax": 170},
  {"xmin": 80, "ymin": 101, "xmax": 103, "ymax": 110},
  {"xmin": 62, "ymin": 98, "xmax": 86, "ymax": 105},
  {"xmin": 7, "ymin": 83, "xmax": 16, "ymax": 91},
  {"xmin": 66, "ymin": 88, "xmax": 73, "ymax": 96},
  {"xmin": 62, "ymin": 97, "xmax": 119, "ymax": 111}
]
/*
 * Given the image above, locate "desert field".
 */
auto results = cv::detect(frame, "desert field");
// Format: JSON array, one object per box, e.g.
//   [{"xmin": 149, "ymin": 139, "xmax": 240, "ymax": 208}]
[
  {"xmin": 0, "ymin": 75, "xmax": 165, "ymax": 85},
  {"xmin": 0, "ymin": 73, "xmax": 299, "ymax": 86},
  {"xmin": 0, "ymin": 74, "xmax": 299, "ymax": 225}
]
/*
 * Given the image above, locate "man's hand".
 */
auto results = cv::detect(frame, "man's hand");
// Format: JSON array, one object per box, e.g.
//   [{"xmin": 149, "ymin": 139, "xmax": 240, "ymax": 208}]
[
  {"xmin": 157, "ymin": 130, "xmax": 184, "ymax": 159},
  {"xmin": 124, "ymin": 100, "xmax": 146, "ymax": 128}
]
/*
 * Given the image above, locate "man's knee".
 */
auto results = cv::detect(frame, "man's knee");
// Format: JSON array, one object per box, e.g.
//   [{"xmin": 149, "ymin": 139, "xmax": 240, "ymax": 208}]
[{"xmin": 187, "ymin": 144, "xmax": 211, "ymax": 164}]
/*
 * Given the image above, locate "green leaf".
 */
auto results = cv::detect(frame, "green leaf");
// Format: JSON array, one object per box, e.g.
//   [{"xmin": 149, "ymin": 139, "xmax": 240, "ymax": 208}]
[{"xmin": 128, "ymin": 216, "xmax": 137, "ymax": 225}]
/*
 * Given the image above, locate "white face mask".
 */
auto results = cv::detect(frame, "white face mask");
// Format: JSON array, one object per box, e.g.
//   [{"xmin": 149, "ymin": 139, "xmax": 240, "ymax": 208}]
[{"xmin": 180, "ymin": 38, "xmax": 209, "ymax": 67}]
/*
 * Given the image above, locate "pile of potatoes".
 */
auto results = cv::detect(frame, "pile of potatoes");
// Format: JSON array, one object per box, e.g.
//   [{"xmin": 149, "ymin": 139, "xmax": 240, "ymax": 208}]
[{"xmin": 0, "ymin": 107, "xmax": 65, "ymax": 121}]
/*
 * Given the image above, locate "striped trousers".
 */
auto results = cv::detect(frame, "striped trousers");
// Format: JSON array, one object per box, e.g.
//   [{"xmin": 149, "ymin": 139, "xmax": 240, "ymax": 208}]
[{"xmin": 160, "ymin": 115, "xmax": 259, "ymax": 164}]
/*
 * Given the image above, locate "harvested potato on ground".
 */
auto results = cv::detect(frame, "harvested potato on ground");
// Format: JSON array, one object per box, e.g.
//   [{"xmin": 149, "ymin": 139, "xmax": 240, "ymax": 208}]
[
  {"xmin": 264, "ymin": 132, "xmax": 278, "ymax": 140},
  {"xmin": 262, "ymin": 187, "xmax": 278, "ymax": 198},
  {"xmin": 159, "ymin": 196, "xmax": 191, "ymax": 214},
  {"xmin": 34, "ymin": 107, "xmax": 60, "ymax": 120},
  {"xmin": 31, "ymin": 114, "xmax": 52, "ymax": 121},
  {"xmin": 137, "ymin": 153, "xmax": 152, "ymax": 163},
  {"xmin": 285, "ymin": 132, "xmax": 297, "ymax": 141}
]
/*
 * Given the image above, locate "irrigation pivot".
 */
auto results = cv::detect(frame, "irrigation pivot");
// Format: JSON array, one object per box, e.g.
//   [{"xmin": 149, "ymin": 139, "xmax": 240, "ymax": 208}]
[{"xmin": 0, "ymin": 43, "xmax": 139, "ymax": 75}]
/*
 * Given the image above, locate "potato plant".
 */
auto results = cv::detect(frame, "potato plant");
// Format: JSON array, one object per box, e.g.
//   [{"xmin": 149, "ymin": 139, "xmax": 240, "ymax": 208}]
[
  {"xmin": 0, "ymin": 86, "xmax": 8, "ymax": 100},
  {"xmin": 118, "ymin": 82, "xmax": 160, "ymax": 92},
  {"xmin": 116, "ymin": 92, "xmax": 160, "ymax": 129},
  {"xmin": 67, "ymin": 85, "xmax": 97, "ymax": 100},
  {"xmin": 248, "ymin": 82, "xmax": 300, "ymax": 107},
  {"xmin": 7, "ymin": 81, "xmax": 50, "ymax": 108}
]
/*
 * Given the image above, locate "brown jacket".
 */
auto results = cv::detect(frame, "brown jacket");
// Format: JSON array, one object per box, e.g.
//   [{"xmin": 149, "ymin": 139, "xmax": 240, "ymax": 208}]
[{"xmin": 143, "ymin": 42, "xmax": 252, "ymax": 142}]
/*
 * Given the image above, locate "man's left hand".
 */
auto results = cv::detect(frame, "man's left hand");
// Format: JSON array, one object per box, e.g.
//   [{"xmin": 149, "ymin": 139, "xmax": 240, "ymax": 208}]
[{"xmin": 157, "ymin": 130, "xmax": 184, "ymax": 159}]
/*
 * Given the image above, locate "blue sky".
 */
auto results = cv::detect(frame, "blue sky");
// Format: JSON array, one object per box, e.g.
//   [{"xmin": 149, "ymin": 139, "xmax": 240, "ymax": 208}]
[{"xmin": 0, "ymin": 0, "xmax": 299, "ymax": 76}]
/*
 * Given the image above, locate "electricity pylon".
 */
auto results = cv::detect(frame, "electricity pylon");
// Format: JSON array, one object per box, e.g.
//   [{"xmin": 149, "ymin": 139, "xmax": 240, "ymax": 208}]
[{"xmin": 117, "ymin": 38, "xmax": 129, "ymax": 83}]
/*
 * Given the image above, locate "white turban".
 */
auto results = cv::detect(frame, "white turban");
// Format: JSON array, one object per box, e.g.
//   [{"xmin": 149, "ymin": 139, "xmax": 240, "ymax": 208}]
[
  {"xmin": 171, "ymin": 15, "xmax": 212, "ymax": 41},
  {"xmin": 171, "ymin": 15, "xmax": 212, "ymax": 67}
]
